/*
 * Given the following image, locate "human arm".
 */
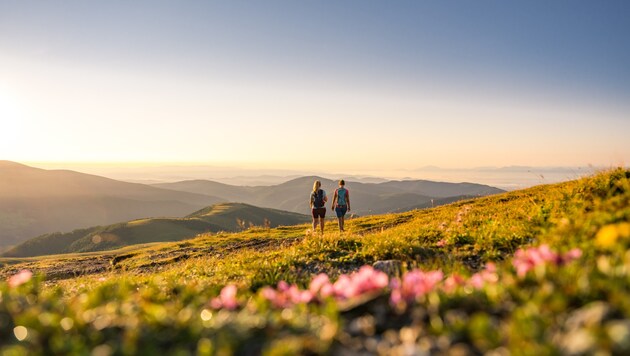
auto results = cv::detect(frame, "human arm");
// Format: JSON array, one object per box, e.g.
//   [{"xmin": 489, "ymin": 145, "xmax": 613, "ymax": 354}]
[
  {"xmin": 331, "ymin": 189, "xmax": 337, "ymax": 209},
  {"xmin": 347, "ymin": 189, "xmax": 351, "ymax": 211}
]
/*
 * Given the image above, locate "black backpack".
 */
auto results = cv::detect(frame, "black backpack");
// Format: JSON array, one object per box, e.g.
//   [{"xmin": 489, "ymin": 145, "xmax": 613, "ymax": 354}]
[{"xmin": 312, "ymin": 189, "xmax": 325, "ymax": 209}]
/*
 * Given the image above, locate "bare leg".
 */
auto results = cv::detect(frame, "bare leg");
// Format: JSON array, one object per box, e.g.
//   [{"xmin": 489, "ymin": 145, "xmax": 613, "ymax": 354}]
[
  {"xmin": 340, "ymin": 216, "xmax": 345, "ymax": 232},
  {"xmin": 312, "ymin": 217, "xmax": 318, "ymax": 232},
  {"xmin": 320, "ymin": 217, "xmax": 325, "ymax": 233}
]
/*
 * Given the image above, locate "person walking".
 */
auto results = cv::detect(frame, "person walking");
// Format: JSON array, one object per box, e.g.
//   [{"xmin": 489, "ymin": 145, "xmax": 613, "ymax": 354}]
[
  {"xmin": 331, "ymin": 179, "xmax": 351, "ymax": 232},
  {"xmin": 310, "ymin": 180, "xmax": 328, "ymax": 234}
]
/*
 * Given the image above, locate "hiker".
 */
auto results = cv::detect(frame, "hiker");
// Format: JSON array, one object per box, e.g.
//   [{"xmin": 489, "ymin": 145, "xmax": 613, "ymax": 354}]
[
  {"xmin": 310, "ymin": 180, "xmax": 328, "ymax": 233},
  {"xmin": 331, "ymin": 179, "xmax": 351, "ymax": 232}
]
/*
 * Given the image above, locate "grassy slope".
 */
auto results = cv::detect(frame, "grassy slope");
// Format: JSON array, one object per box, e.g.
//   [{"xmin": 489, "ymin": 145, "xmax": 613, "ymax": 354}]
[
  {"xmin": 1, "ymin": 169, "xmax": 628, "ymax": 354},
  {"xmin": 3, "ymin": 203, "xmax": 311, "ymax": 257},
  {"xmin": 2, "ymin": 169, "xmax": 619, "ymax": 282}
]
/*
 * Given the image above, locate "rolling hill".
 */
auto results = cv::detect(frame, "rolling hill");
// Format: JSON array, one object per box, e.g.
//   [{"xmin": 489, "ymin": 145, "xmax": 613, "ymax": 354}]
[
  {"xmin": 154, "ymin": 176, "xmax": 504, "ymax": 215},
  {"xmin": 0, "ymin": 161, "xmax": 224, "ymax": 247},
  {"xmin": 0, "ymin": 169, "xmax": 628, "ymax": 354},
  {"xmin": 2, "ymin": 203, "xmax": 310, "ymax": 257}
]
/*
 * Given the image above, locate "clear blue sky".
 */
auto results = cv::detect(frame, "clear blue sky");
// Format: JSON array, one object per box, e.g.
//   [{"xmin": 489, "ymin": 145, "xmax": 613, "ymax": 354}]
[{"xmin": 1, "ymin": 1, "xmax": 629, "ymax": 171}]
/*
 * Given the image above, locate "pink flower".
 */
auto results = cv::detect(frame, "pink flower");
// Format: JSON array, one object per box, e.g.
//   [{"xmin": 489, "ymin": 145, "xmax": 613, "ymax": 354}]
[
  {"xmin": 309, "ymin": 273, "xmax": 330, "ymax": 294},
  {"xmin": 563, "ymin": 248, "xmax": 583, "ymax": 262},
  {"xmin": 259, "ymin": 281, "xmax": 314, "ymax": 308},
  {"xmin": 436, "ymin": 239, "xmax": 447, "ymax": 247},
  {"xmin": 210, "ymin": 284, "xmax": 238, "ymax": 310},
  {"xmin": 469, "ymin": 273, "xmax": 485, "ymax": 289},
  {"xmin": 390, "ymin": 288, "xmax": 402, "ymax": 305},
  {"xmin": 333, "ymin": 275, "xmax": 353, "ymax": 298},
  {"xmin": 352, "ymin": 266, "xmax": 389, "ymax": 292},
  {"xmin": 319, "ymin": 283, "xmax": 334, "ymax": 298},
  {"xmin": 277, "ymin": 281, "xmax": 290, "ymax": 292},
  {"xmin": 260, "ymin": 286, "xmax": 277, "ymax": 301},
  {"xmin": 443, "ymin": 273, "xmax": 466, "ymax": 293},
  {"xmin": 286, "ymin": 285, "xmax": 313, "ymax": 304},
  {"xmin": 468, "ymin": 262, "xmax": 500, "ymax": 289},
  {"xmin": 332, "ymin": 266, "xmax": 389, "ymax": 300},
  {"xmin": 261, "ymin": 266, "xmax": 391, "ymax": 309},
  {"xmin": 512, "ymin": 245, "xmax": 582, "ymax": 278},
  {"xmin": 390, "ymin": 269, "xmax": 443, "ymax": 305},
  {"xmin": 8, "ymin": 270, "xmax": 33, "ymax": 288}
]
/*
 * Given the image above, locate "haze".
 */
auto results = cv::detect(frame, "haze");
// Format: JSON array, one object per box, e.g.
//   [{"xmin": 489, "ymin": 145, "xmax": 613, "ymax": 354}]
[{"xmin": 1, "ymin": 1, "xmax": 629, "ymax": 172}]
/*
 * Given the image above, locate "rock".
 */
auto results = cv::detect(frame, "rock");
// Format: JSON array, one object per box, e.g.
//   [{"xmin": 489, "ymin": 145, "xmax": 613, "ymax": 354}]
[
  {"xmin": 373, "ymin": 260, "xmax": 402, "ymax": 277},
  {"xmin": 565, "ymin": 301, "xmax": 611, "ymax": 330},
  {"xmin": 560, "ymin": 329, "xmax": 595, "ymax": 355}
]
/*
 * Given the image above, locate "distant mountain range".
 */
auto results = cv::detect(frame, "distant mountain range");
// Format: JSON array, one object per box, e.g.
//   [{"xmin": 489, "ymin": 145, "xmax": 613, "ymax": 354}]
[
  {"xmin": 0, "ymin": 161, "xmax": 224, "ymax": 247},
  {"xmin": 0, "ymin": 161, "xmax": 504, "ymax": 249},
  {"xmin": 3, "ymin": 203, "xmax": 310, "ymax": 257},
  {"xmin": 154, "ymin": 176, "xmax": 504, "ymax": 216}
]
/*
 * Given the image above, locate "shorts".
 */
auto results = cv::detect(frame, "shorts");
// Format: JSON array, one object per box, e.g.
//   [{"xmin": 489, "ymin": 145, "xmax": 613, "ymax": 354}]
[
  {"xmin": 312, "ymin": 207, "xmax": 326, "ymax": 219},
  {"xmin": 335, "ymin": 205, "xmax": 348, "ymax": 218}
]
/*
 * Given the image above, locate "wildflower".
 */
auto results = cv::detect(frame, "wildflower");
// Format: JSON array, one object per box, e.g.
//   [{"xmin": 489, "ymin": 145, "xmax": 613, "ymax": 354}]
[
  {"xmin": 309, "ymin": 273, "xmax": 334, "ymax": 298},
  {"xmin": 8, "ymin": 270, "xmax": 33, "ymax": 288},
  {"xmin": 210, "ymin": 284, "xmax": 238, "ymax": 310},
  {"xmin": 564, "ymin": 248, "xmax": 583, "ymax": 261},
  {"xmin": 468, "ymin": 262, "xmax": 500, "ymax": 289},
  {"xmin": 331, "ymin": 266, "xmax": 389, "ymax": 300},
  {"xmin": 332, "ymin": 275, "xmax": 353, "ymax": 298},
  {"xmin": 442, "ymin": 273, "xmax": 466, "ymax": 293},
  {"xmin": 596, "ymin": 223, "xmax": 630, "ymax": 248},
  {"xmin": 286, "ymin": 284, "xmax": 312, "ymax": 304},
  {"xmin": 513, "ymin": 245, "xmax": 582, "ymax": 278},
  {"xmin": 390, "ymin": 269, "xmax": 443, "ymax": 304},
  {"xmin": 436, "ymin": 239, "xmax": 447, "ymax": 247},
  {"xmin": 350, "ymin": 266, "xmax": 389, "ymax": 294},
  {"xmin": 260, "ymin": 281, "xmax": 314, "ymax": 308},
  {"xmin": 309, "ymin": 273, "xmax": 330, "ymax": 294}
]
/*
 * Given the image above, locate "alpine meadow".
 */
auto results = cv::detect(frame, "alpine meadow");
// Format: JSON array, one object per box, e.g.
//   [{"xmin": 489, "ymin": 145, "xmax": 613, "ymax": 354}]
[
  {"xmin": 1, "ymin": 169, "xmax": 630, "ymax": 354},
  {"xmin": 2, "ymin": 1, "xmax": 630, "ymax": 355}
]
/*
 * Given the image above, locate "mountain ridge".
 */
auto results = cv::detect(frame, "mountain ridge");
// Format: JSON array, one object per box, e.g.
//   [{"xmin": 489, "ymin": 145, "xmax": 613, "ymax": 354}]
[
  {"xmin": 0, "ymin": 161, "xmax": 224, "ymax": 247},
  {"xmin": 154, "ymin": 175, "xmax": 504, "ymax": 215}
]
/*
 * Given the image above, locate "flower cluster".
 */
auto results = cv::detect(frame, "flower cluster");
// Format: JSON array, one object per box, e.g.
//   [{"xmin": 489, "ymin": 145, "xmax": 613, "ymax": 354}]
[
  {"xmin": 389, "ymin": 269, "xmax": 443, "ymax": 305},
  {"xmin": 469, "ymin": 262, "xmax": 499, "ymax": 289},
  {"xmin": 512, "ymin": 244, "xmax": 582, "ymax": 278},
  {"xmin": 260, "ymin": 266, "xmax": 389, "ymax": 308},
  {"xmin": 206, "ymin": 245, "xmax": 582, "ymax": 312},
  {"xmin": 210, "ymin": 284, "xmax": 239, "ymax": 310},
  {"xmin": 260, "ymin": 281, "xmax": 314, "ymax": 308}
]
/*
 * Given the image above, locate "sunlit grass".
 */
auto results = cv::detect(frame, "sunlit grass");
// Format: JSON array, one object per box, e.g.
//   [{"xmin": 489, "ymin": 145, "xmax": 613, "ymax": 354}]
[{"xmin": 1, "ymin": 168, "xmax": 629, "ymax": 354}]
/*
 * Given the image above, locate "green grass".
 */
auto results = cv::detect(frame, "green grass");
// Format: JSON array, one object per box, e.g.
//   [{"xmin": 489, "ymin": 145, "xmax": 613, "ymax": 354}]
[{"xmin": 1, "ymin": 169, "xmax": 629, "ymax": 354}]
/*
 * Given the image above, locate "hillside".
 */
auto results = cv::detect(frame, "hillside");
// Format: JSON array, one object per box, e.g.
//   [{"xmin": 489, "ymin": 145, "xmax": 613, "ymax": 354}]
[
  {"xmin": 0, "ymin": 161, "xmax": 224, "ymax": 247},
  {"xmin": 1, "ymin": 169, "xmax": 628, "ymax": 354},
  {"xmin": 3, "ymin": 203, "xmax": 310, "ymax": 257},
  {"xmin": 154, "ymin": 175, "xmax": 504, "ymax": 215}
]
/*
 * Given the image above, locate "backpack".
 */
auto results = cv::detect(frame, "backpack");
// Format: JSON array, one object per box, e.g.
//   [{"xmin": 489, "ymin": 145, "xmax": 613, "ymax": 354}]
[
  {"xmin": 312, "ymin": 189, "xmax": 325, "ymax": 209},
  {"xmin": 336, "ymin": 188, "xmax": 347, "ymax": 206}
]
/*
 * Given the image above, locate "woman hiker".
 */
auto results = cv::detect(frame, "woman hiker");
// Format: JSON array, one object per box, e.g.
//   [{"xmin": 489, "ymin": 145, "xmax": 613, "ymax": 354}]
[
  {"xmin": 310, "ymin": 180, "xmax": 328, "ymax": 234},
  {"xmin": 331, "ymin": 179, "xmax": 351, "ymax": 232}
]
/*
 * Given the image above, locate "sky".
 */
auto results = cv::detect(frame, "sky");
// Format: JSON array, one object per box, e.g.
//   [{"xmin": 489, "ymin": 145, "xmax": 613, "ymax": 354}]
[{"xmin": 1, "ymin": 1, "xmax": 629, "ymax": 173}]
